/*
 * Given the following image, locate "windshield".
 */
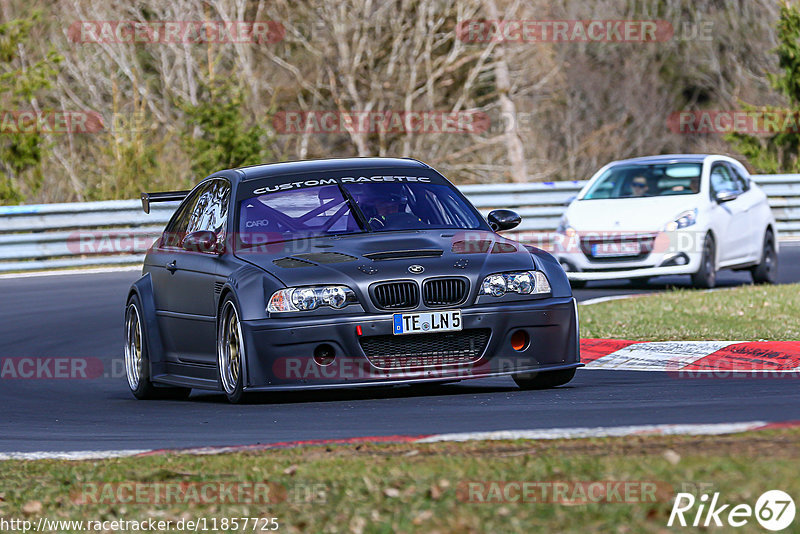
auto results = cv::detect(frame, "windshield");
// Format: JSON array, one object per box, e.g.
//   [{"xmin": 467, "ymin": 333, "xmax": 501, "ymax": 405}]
[
  {"xmin": 238, "ymin": 180, "xmax": 483, "ymax": 245},
  {"xmin": 239, "ymin": 185, "xmax": 359, "ymax": 245},
  {"xmin": 343, "ymin": 182, "xmax": 482, "ymax": 232},
  {"xmin": 581, "ymin": 163, "xmax": 702, "ymax": 200}
]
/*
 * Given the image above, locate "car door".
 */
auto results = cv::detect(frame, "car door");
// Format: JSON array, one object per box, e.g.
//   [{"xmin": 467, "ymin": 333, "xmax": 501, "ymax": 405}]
[
  {"xmin": 151, "ymin": 179, "xmax": 231, "ymax": 365},
  {"xmin": 725, "ymin": 162, "xmax": 764, "ymax": 261},
  {"xmin": 147, "ymin": 185, "xmax": 202, "ymax": 350},
  {"xmin": 708, "ymin": 162, "xmax": 749, "ymax": 265}
]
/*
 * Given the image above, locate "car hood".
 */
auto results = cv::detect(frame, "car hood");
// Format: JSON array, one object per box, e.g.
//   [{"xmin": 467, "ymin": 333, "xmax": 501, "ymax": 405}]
[
  {"xmin": 234, "ymin": 229, "xmax": 539, "ymax": 288},
  {"xmin": 566, "ymin": 196, "xmax": 700, "ymax": 232}
]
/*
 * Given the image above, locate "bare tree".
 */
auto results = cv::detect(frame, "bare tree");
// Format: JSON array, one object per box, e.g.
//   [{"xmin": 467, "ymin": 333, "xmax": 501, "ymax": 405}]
[{"xmin": 0, "ymin": 0, "xmax": 785, "ymax": 201}]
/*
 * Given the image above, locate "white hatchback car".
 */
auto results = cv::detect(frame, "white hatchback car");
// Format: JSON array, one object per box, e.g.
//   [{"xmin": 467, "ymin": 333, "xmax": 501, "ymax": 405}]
[{"xmin": 554, "ymin": 154, "xmax": 778, "ymax": 288}]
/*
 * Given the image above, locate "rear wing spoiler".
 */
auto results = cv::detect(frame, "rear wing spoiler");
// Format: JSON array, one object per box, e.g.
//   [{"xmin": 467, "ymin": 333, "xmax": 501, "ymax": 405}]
[{"xmin": 140, "ymin": 191, "xmax": 190, "ymax": 214}]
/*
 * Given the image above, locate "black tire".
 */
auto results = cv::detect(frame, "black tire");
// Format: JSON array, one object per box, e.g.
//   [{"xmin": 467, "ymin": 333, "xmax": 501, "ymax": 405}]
[
  {"xmin": 218, "ymin": 296, "xmax": 248, "ymax": 404},
  {"xmin": 570, "ymin": 280, "xmax": 587, "ymax": 289},
  {"xmin": 513, "ymin": 368, "xmax": 576, "ymax": 390},
  {"xmin": 691, "ymin": 235, "xmax": 717, "ymax": 289},
  {"xmin": 124, "ymin": 295, "xmax": 191, "ymax": 400},
  {"xmin": 751, "ymin": 229, "xmax": 778, "ymax": 284}
]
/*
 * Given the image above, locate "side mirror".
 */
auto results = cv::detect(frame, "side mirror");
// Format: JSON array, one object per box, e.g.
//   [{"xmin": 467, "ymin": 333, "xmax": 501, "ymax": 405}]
[
  {"xmin": 182, "ymin": 230, "xmax": 219, "ymax": 253},
  {"xmin": 563, "ymin": 194, "xmax": 577, "ymax": 206},
  {"xmin": 488, "ymin": 209, "xmax": 522, "ymax": 232},
  {"xmin": 715, "ymin": 190, "xmax": 739, "ymax": 204}
]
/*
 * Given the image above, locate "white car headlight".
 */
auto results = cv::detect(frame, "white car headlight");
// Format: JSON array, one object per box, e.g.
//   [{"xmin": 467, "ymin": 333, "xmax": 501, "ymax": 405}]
[
  {"xmin": 268, "ymin": 286, "xmax": 357, "ymax": 312},
  {"xmin": 663, "ymin": 209, "xmax": 697, "ymax": 231},
  {"xmin": 480, "ymin": 271, "xmax": 551, "ymax": 297},
  {"xmin": 556, "ymin": 216, "xmax": 577, "ymax": 237}
]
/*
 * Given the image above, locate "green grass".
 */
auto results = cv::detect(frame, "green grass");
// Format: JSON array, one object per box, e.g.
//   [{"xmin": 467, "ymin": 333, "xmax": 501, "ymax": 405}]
[
  {"xmin": 0, "ymin": 429, "xmax": 798, "ymax": 533},
  {"xmin": 579, "ymin": 283, "xmax": 800, "ymax": 341},
  {"xmin": 2, "ymin": 284, "xmax": 798, "ymax": 533}
]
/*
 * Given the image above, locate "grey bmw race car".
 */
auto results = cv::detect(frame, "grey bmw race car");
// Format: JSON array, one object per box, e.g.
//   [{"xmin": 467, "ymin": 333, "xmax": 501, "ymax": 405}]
[{"xmin": 125, "ymin": 157, "xmax": 581, "ymax": 403}]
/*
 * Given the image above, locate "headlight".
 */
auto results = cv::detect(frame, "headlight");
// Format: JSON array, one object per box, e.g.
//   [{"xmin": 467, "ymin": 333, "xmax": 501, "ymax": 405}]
[
  {"xmin": 556, "ymin": 216, "xmax": 576, "ymax": 237},
  {"xmin": 268, "ymin": 285, "xmax": 357, "ymax": 312},
  {"xmin": 663, "ymin": 209, "xmax": 697, "ymax": 231},
  {"xmin": 480, "ymin": 271, "xmax": 551, "ymax": 296}
]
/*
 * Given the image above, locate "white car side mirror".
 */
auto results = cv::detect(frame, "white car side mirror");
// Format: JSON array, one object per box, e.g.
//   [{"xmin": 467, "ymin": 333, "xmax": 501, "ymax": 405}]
[{"xmin": 715, "ymin": 191, "xmax": 739, "ymax": 203}]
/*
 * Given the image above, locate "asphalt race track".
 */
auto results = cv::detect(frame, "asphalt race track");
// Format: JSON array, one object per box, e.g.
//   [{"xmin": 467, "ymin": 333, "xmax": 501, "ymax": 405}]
[{"xmin": 1, "ymin": 244, "xmax": 799, "ymax": 453}]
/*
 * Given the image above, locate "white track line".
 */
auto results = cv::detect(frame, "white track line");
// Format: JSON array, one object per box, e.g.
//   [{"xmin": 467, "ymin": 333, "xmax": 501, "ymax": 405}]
[
  {"xmin": 579, "ymin": 294, "xmax": 645, "ymax": 306},
  {"xmin": 415, "ymin": 421, "xmax": 770, "ymax": 443},
  {"xmin": 0, "ymin": 449, "xmax": 150, "ymax": 461},
  {"xmin": 0, "ymin": 266, "xmax": 140, "ymax": 279},
  {"xmin": 1, "ymin": 421, "xmax": 789, "ymax": 461}
]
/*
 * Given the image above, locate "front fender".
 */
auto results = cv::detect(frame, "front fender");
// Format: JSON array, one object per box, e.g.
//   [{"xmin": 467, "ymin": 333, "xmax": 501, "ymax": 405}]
[
  {"xmin": 218, "ymin": 264, "xmax": 284, "ymax": 389},
  {"xmin": 128, "ymin": 272, "xmax": 168, "ymax": 376},
  {"xmin": 222, "ymin": 263, "xmax": 285, "ymax": 321},
  {"xmin": 530, "ymin": 248, "xmax": 573, "ymax": 298}
]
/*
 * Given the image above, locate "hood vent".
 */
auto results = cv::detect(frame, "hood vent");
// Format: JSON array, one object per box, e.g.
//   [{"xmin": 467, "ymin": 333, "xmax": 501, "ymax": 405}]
[
  {"xmin": 363, "ymin": 249, "xmax": 443, "ymax": 261},
  {"xmin": 292, "ymin": 252, "xmax": 358, "ymax": 264},
  {"xmin": 491, "ymin": 242, "xmax": 518, "ymax": 253},
  {"xmin": 452, "ymin": 240, "xmax": 491, "ymax": 254},
  {"xmin": 273, "ymin": 257, "xmax": 316, "ymax": 268},
  {"xmin": 273, "ymin": 252, "xmax": 358, "ymax": 268}
]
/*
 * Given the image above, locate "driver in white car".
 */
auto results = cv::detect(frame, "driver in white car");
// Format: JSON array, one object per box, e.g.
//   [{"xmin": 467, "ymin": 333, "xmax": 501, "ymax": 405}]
[{"xmin": 630, "ymin": 175, "xmax": 650, "ymax": 197}]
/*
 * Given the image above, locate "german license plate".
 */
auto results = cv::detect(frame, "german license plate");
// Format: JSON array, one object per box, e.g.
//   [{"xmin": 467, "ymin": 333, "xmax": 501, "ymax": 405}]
[
  {"xmin": 393, "ymin": 310, "xmax": 462, "ymax": 335},
  {"xmin": 592, "ymin": 241, "xmax": 640, "ymax": 257}
]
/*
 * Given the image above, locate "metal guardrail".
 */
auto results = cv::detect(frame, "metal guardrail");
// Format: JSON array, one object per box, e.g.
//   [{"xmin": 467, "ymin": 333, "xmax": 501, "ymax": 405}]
[{"xmin": 0, "ymin": 175, "xmax": 798, "ymax": 273}]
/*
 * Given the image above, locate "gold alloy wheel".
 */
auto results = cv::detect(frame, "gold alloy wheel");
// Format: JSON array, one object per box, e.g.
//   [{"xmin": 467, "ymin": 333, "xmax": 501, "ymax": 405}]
[
  {"xmin": 124, "ymin": 303, "xmax": 142, "ymax": 391},
  {"xmin": 218, "ymin": 300, "xmax": 243, "ymax": 395}
]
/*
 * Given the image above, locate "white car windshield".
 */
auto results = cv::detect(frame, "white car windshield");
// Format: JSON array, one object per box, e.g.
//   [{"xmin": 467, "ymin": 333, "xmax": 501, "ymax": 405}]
[{"xmin": 582, "ymin": 163, "xmax": 702, "ymax": 200}]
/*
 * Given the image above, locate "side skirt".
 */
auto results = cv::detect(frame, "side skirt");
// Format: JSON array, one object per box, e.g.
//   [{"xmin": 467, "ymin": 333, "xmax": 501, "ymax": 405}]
[{"xmin": 151, "ymin": 361, "xmax": 220, "ymax": 391}]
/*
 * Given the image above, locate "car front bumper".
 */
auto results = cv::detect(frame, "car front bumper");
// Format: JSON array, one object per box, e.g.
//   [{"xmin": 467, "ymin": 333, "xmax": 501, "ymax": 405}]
[
  {"xmin": 238, "ymin": 296, "xmax": 581, "ymax": 390},
  {"xmin": 554, "ymin": 230, "xmax": 704, "ymax": 281},
  {"xmin": 564, "ymin": 263, "xmax": 699, "ymax": 281}
]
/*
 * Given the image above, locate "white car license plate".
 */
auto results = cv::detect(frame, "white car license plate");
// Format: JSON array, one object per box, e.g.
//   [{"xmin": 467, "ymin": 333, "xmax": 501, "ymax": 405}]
[
  {"xmin": 592, "ymin": 241, "xmax": 640, "ymax": 257},
  {"xmin": 393, "ymin": 310, "xmax": 462, "ymax": 335}
]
